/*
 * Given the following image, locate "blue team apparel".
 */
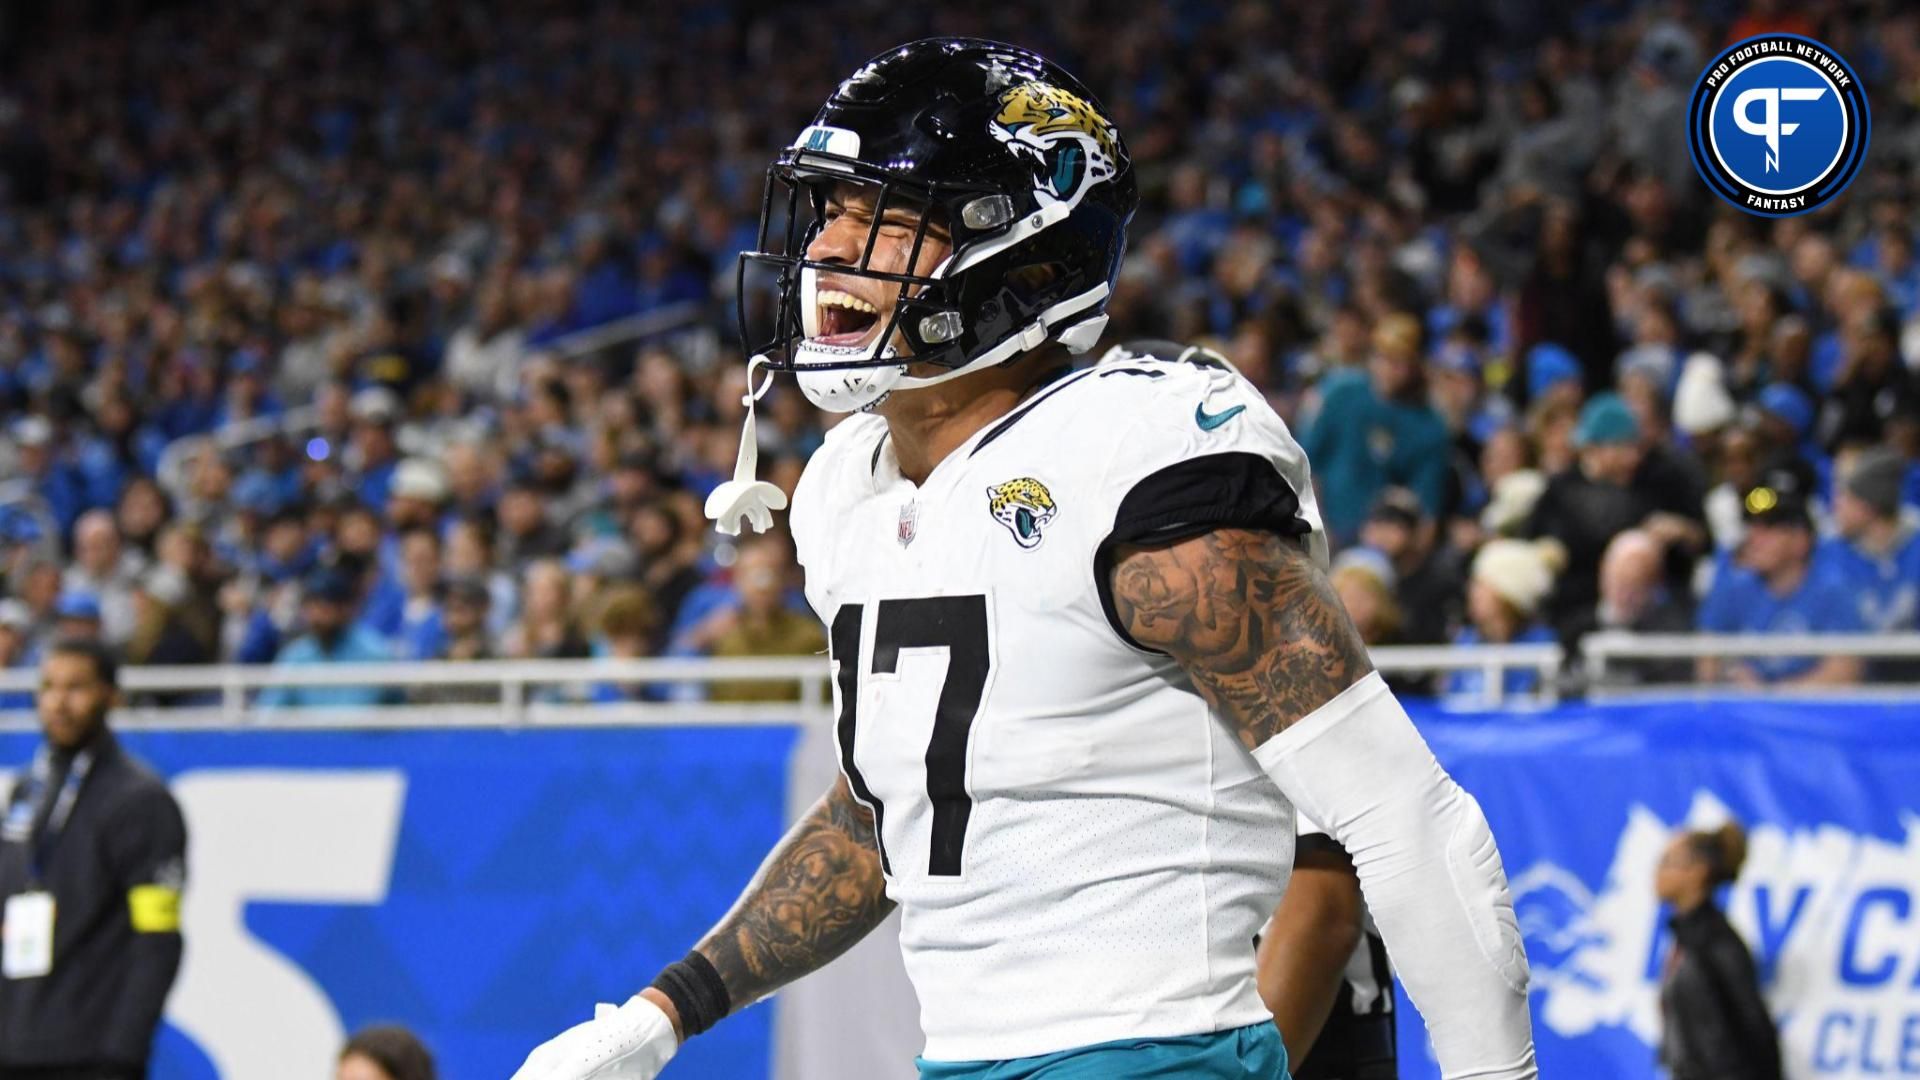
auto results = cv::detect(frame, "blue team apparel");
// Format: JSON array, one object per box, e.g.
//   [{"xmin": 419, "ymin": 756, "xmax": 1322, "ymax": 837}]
[
  {"xmin": 1444, "ymin": 623, "xmax": 1558, "ymax": 703},
  {"xmin": 1815, "ymin": 532, "xmax": 1920, "ymax": 631},
  {"xmin": 1696, "ymin": 558, "xmax": 1866, "ymax": 680},
  {"xmin": 917, "ymin": 1022, "xmax": 1288, "ymax": 1080}
]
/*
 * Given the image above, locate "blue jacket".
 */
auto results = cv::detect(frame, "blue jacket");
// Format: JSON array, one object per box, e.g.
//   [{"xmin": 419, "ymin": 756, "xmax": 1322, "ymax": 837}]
[
  {"xmin": 1301, "ymin": 372, "xmax": 1450, "ymax": 540},
  {"xmin": 1697, "ymin": 559, "xmax": 1866, "ymax": 681},
  {"xmin": 257, "ymin": 628, "xmax": 396, "ymax": 709},
  {"xmin": 1815, "ymin": 532, "xmax": 1920, "ymax": 632}
]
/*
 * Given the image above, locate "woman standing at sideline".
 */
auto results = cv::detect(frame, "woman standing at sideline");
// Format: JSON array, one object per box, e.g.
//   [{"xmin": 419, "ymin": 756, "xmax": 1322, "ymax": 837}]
[{"xmin": 1654, "ymin": 822, "xmax": 1783, "ymax": 1080}]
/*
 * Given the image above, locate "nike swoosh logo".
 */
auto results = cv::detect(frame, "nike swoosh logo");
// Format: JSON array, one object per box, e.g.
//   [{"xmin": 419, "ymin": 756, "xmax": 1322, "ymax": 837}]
[{"xmin": 1194, "ymin": 402, "xmax": 1246, "ymax": 431}]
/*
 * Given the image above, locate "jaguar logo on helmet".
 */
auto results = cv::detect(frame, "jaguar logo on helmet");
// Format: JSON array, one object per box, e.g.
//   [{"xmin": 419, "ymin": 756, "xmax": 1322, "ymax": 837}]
[
  {"xmin": 986, "ymin": 478, "xmax": 1058, "ymax": 549},
  {"xmin": 990, "ymin": 82, "xmax": 1121, "ymax": 210}
]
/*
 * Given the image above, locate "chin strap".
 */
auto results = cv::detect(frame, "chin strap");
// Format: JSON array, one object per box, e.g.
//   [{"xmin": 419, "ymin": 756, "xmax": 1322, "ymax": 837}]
[{"xmin": 704, "ymin": 355, "xmax": 788, "ymax": 535}]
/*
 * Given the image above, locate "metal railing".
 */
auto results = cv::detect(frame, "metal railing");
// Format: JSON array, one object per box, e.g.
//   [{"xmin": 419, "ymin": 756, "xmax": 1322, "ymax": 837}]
[
  {"xmin": 12, "ymin": 633, "xmax": 1920, "ymax": 728},
  {"xmin": 1583, "ymin": 631, "xmax": 1920, "ymax": 700},
  {"xmin": 0, "ymin": 643, "xmax": 1568, "ymax": 730}
]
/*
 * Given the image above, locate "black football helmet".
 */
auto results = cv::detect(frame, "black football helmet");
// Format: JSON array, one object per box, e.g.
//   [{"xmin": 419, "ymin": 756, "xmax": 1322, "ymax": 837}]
[{"xmin": 737, "ymin": 38, "xmax": 1138, "ymax": 412}]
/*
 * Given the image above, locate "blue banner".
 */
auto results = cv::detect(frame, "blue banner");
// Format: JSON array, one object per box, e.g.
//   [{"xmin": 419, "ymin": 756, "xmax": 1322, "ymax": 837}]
[
  {"xmin": 0, "ymin": 727, "xmax": 798, "ymax": 1080},
  {"xmin": 1398, "ymin": 698, "xmax": 1920, "ymax": 1080},
  {"xmin": 1, "ymin": 698, "xmax": 1914, "ymax": 1080}
]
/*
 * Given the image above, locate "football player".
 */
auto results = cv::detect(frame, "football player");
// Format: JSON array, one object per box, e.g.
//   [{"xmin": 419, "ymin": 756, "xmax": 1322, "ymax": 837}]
[
  {"xmin": 514, "ymin": 39, "xmax": 1534, "ymax": 1080},
  {"xmin": 1259, "ymin": 815, "xmax": 1397, "ymax": 1080}
]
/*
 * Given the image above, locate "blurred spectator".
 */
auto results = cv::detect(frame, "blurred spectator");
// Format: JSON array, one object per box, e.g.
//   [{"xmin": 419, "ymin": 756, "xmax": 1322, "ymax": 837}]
[
  {"xmin": 589, "ymin": 587, "xmax": 660, "ymax": 704},
  {"xmin": 116, "ymin": 479, "xmax": 174, "ymax": 563},
  {"xmin": 630, "ymin": 500, "xmax": 702, "ymax": 642},
  {"xmin": 1654, "ymin": 822, "xmax": 1783, "ymax": 1080},
  {"xmin": 11, "ymin": 560, "xmax": 63, "ymax": 651},
  {"xmin": 338, "ymin": 1024, "xmax": 438, "ymax": 1080},
  {"xmin": 1357, "ymin": 488, "xmax": 1463, "ymax": 646},
  {"xmin": 1584, "ymin": 530, "xmax": 1694, "ymax": 686},
  {"xmin": 445, "ymin": 281, "xmax": 526, "ymax": 402},
  {"xmin": 0, "ymin": 601, "xmax": 33, "ymax": 709},
  {"xmin": 53, "ymin": 592, "xmax": 105, "ymax": 644},
  {"xmin": 695, "ymin": 536, "xmax": 826, "ymax": 703},
  {"xmin": 496, "ymin": 480, "xmax": 573, "ymax": 568},
  {"xmin": 386, "ymin": 460, "xmax": 452, "ymax": 535},
  {"xmin": 1523, "ymin": 343, "xmax": 1585, "ymax": 416},
  {"xmin": 435, "ymin": 578, "xmax": 496, "ymax": 663},
  {"xmin": 1444, "ymin": 539, "xmax": 1562, "ymax": 704},
  {"xmin": 1701, "ymin": 421, "xmax": 1768, "ymax": 553},
  {"xmin": 1301, "ymin": 314, "xmax": 1449, "ymax": 542},
  {"xmin": 441, "ymin": 443, "xmax": 501, "ymax": 522},
  {"xmin": 500, "ymin": 559, "xmax": 588, "ymax": 659},
  {"xmin": 444, "ymin": 516, "xmax": 517, "ymax": 639},
  {"xmin": 1527, "ymin": 394, "xmax": 1702, "ymax": 642},
  {"xmin": 409, "ymin": 577, "xmax": 497, "ymax": 707},
  {"xmin": 125, "ymin": 568, "xmax": 214, "ymax": 668},
  {"xmin": 1329, "ymin": 548, "xmax": 1403, "ymax": 647},
  {"xmin": 366, "ymin": 528, "xmax": 447, "ymax": 660},
  {"xmin": 1594, "ymin": 530, "xmax": 1694, "ymax": 637},
  {"xmin": 1696, "ymin": 481, "xmax": 1864, "ymax": 686},
  {"xmin": 1816, "ymin": 309, "xmax": 1918, "ymax": 454},
  {"xmin": 1820, "ymin": 448, "xmax": 1920, "ymax": 633},
  {"xmin": 1751, "ymin": 383, "xmax": 1820, "ymax": 493},
  {"xmin": 257, "ymin": 570, "xmax": 394, "ymax": 709},
  {"xmin": 346, "ymin": 389, "xmax": 404, "ymax": 513},
  {"xmin": 1671, "ymin": 354, "xmax": 1738, "ymax": 446},
  {"xmin": 61, "ymin": 510, "xmax": 142, "ymax": 646}
]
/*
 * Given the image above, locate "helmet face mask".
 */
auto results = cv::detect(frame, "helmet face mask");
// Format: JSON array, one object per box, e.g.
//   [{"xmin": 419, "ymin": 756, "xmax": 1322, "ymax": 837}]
[
  {"xmin": 735, "ymin": 38, "xmax": 1139, "ymax": 412},
  {"xmin": 739, "ymin": 159, "xmax": 979, "ymax": 376}
]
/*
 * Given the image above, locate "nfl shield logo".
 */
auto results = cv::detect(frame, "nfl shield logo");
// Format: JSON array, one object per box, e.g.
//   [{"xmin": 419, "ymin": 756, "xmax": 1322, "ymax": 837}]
[{"xmin": 898, "ymin": 501, "xmax": 919, "ymax": 547}]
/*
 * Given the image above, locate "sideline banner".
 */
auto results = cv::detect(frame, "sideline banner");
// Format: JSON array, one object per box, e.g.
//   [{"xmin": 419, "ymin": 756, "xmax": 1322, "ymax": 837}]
[
  {"xmin": 0, "ymin": 727, "xmax": 798, "ymax": 1080},
  {"xmin": 1, "ymin": 697, "xmax": 1913, "ymax": 1079},
  {"xmin": 1400, "ymin": 698, "xmax": 1920, "ymax": 1080}
]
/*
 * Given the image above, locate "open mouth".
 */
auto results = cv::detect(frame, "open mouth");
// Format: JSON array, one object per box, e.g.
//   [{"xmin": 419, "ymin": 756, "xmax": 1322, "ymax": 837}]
[{"xmin": 812, "ymin": 288, "xmax": 884, "ymax": 347}]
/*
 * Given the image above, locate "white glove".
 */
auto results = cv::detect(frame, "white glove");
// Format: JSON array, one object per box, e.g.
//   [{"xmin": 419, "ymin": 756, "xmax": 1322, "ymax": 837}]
[{"xmin": 511, "ymin": 994, "xmax": 680, "ymax": 1080}]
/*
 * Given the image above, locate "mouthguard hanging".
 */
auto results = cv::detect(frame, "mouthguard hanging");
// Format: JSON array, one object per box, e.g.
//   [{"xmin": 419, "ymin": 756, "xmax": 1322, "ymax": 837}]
[{"xmin": 703, "ymin": 356, "xmax": 789, "ymax": 535}]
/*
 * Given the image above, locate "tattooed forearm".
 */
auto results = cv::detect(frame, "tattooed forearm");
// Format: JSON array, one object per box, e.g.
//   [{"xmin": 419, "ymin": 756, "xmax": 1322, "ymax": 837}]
[
  {"xmin": 1110, "ymin": 528, "xmax": 1373, "ymax": 748},
  {"xmin": 693, "ymin": 775, "xmax": 893, "ymax": 1009}
]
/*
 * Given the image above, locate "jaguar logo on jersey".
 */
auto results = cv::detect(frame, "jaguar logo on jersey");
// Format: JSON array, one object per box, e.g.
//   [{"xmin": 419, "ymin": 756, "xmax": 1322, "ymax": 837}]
[
  {"xmin": 985, "ymin": 478, "xmax": 1057, "ymax": 549},
  {"xmin": 989, "ymin": 81, "xmax": 1120, "ymax": 210},
  {"xmin": 1687, "ymin": 34, "xmax": 1870, "ymax": 217}
]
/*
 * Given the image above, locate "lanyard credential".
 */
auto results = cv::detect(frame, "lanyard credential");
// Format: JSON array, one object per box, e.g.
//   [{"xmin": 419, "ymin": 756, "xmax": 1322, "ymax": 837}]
[{"xmin": 9, "ymin": 746, "xmax": 95, "ymax": 884}]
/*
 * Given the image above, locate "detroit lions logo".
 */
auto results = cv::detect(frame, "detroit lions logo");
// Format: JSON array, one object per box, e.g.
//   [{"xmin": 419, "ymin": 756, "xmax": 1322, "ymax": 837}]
[
  {"xmin": 990, "ymin": 82, "xmax": 1121, "ymax": 209},
  {"xmin": 986, "ymin": 478, "xmax": 1058, "ymax": 549}
]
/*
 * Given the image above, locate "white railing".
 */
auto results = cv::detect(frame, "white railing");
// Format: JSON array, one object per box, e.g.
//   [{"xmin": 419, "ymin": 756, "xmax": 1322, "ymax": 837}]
[
  {"xmin": 1583, "ymin": 631, "xmax": 1920, "ymax": 700},
  {"xmin": 0, "ymin": 643, "xmax": 1567, "ymax": 730}
]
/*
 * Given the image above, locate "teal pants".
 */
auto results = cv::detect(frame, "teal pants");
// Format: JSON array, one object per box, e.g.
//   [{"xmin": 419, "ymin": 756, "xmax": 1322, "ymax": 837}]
[{"xmin": 917, "ymin": 1022, "xmax": 1290, "ymax": 1080}]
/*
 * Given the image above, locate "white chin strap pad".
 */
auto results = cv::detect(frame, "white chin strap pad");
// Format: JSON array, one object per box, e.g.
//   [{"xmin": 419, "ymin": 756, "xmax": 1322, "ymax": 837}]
[
  {"xmin": 1253, "ymin": 672, "xmax": 1537, "ymax": 1078},
  {"xmin": 795, "ymin": 358, "xmax": 904, "ymax": 413}
]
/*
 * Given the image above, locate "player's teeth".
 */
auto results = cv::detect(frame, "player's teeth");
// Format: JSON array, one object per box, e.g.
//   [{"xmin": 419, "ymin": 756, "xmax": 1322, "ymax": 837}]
[{"xmin": 818, "ymin": 289, "xmax": 878, "ymax": 314}]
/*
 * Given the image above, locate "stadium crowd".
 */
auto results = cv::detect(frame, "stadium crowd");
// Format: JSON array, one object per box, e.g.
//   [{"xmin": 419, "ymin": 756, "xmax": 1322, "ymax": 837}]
[{"xmin": 1, "ymin": 0, "xmax": 1917, "ymax": 703}]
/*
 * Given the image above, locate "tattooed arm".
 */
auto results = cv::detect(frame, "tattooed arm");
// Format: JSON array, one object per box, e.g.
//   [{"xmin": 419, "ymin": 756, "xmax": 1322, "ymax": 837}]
[
  {"xmin": 1110, "ymin": 526, "xmax": 1537, "ymax": 1078},
  {"xmin": 641, "ymin": 774, "xmax": 892, "ymax": 1038},
  {"xmin": 1109, "ymin": 527, "xmax": 1373, "ymax": 743}
]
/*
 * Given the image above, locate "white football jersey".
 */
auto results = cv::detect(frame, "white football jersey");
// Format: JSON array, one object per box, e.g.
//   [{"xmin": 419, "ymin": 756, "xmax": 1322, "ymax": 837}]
[{"xmin": 789, "ymin": 349, "xmax": 1328, "ymax": 1062}]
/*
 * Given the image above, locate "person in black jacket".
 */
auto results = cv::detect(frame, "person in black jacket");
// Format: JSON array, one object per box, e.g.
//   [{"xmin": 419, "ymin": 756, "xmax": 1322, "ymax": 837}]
[
  {"xmin": 0, "ymin": 638, "xmax": 186, "ymax": 1079},
  {"xmin": 1654, "ymin": 821, "xmax": 1782, "ymax": 1080},
  {"xmin": 1258, "ymin": 821, "xmax": 1396, "ymax": 1080}
]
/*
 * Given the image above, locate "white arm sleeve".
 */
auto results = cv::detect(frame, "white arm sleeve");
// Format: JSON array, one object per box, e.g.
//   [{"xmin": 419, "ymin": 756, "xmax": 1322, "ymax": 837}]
[{"xmin": 1253, "ymin": 672, "xmax": 1537, "ymax": 1079}]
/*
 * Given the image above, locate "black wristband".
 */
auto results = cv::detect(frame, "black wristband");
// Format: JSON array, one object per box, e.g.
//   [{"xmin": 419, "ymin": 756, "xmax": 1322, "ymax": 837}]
[{"xmin": 650, "ymin": 952, "xmax": 732, "ymax": 1038}]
